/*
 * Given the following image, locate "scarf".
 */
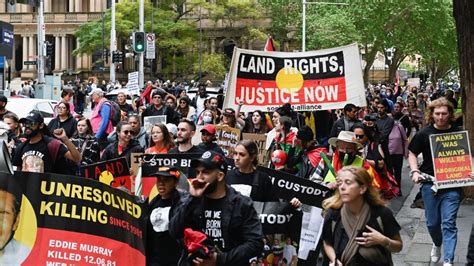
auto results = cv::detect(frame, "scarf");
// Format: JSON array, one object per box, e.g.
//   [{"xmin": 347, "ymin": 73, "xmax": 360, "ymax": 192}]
[{"xmin": 340, "ymin": 203, "xmax": 388, "ymax": 265}]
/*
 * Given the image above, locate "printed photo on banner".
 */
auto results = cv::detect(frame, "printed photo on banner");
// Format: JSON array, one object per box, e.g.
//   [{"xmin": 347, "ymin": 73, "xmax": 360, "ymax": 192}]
[
  {"xmin": 429, "ymin": 131, "xmax": 474, "ymax": 189},
  {"xmin": 3, "ymin": 171, "xmax": 147, "ymax": 265},
  {"xmin": 143, "ymin": 115, "xmax": 167, "ymax": 134},
  {"xmin": 223, "ymin": 43, "xmax": 366, "ymax": 112},
  {"xmin": 80, "ymin": 157, "xmax": 132, "ymax": 191}
]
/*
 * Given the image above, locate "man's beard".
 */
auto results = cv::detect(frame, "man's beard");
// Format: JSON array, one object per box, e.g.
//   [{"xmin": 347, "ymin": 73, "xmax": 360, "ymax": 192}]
[
  {"xmin": 177, "ymin": 137, "xmax": 189, "ymax": 144},
  {"xmin": 25, "ymin": 127, "xmax": 41, "ymax": 139},
  {"xmin": 204, "ymin": 178, "xmax": 219, "ymax": 195}
]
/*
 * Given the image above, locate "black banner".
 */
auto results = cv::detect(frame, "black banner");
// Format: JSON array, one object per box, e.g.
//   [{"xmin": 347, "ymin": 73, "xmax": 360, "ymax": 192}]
[
  {"xmin": 1, "ymin": 172, "xmax": 146, "ymax": 265},
  {"xmin": 257, "ymin": 166, "xmax": 331, "ymax": 207},
  {"xmin": 253, "ymin": 201, "xmax": 302, "ymax": 236}
]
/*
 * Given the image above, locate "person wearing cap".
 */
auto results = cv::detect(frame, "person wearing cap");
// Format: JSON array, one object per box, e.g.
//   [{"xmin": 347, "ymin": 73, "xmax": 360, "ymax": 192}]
[
  {"xmin": 146, "ymin": 166, "xmax": 186, "ymax": 266},
  {"xmin": 169, "ymin": 150, "xmax": 263, "ymax": 265},
  {"xmin": 89, "ymin": 88, "xmax": 114, "ymax": 150},
  {"xmin": 142, "ymin": 90, "xmax": 179, "ymax": 125},
  {"xmin": 198, "ymin": 124, "xmax": 225, "ymax": 155},
  {"xmin": 314, "ymin": 131, "xmax": 381, "ymax": 190},
  {"xmin": 0, "ymin": 95, "xmax": 14, "ymax": 121},
  {"xmin": 329, "ymin": 103, "xmax": 360, "ymax": 138},
  {"xmin": 12, "ymin": 111, "xmax": 81, "ymax": 173}
]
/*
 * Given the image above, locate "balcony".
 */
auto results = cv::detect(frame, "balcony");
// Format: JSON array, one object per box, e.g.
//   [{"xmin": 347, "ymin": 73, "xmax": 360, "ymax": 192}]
[{"xmin": 0, "ymin": 12, "xmax": 104, "ymax": 24}]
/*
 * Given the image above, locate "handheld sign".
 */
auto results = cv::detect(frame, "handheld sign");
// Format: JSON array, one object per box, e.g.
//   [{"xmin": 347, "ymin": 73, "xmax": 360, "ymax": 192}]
[
  {"xmin": 80, "ymin": 157, "xmax": 131, "ymax": 191},
  {"xmin": 429, "ymin": 131, "xmax": 474, "ymax": 189}
]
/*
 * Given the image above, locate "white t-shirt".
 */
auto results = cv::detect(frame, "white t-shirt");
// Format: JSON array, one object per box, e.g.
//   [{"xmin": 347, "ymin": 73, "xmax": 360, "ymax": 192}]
[
  {"xmin": 283, "ymin": 244, "xmax": 297, "ymax": 264},
  {"xmin": 0, "ymin": 238, "xmax": 32, "ymax": 265}
]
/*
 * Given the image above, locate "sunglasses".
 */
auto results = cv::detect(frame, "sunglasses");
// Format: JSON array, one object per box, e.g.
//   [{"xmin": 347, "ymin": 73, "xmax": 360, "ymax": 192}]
[
  {"xmin": 355, "ymin": 134, "xmax": 365, "ymax": 139},
  {"xmin": 122, "ymin": 130, "xmax": 135, "ymax": 135}
]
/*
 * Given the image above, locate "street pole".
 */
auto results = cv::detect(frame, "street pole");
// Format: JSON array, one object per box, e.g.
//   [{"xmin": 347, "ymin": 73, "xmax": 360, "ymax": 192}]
[
  {"xmin": 302, "ymin": 0, "xmax": 306, "ymax": 52},
  {"xmin": 37, "ymin": 0, "xmax": 45, "ymax": 84},
  {"xmin": 139, "ymin": 0, "xmax": 144, "ymax": 88},
  {"xmin": 150, "ymin": 1, "xmax": 154, "ymax": 81},
  {"xmin": 199, "ymin": 6, "xmax": 202, "ymax": 81},
  {"xmin": 302, "ymin": 1, "xmax": 349, "ymax": 52},
  {"xmin": 110, "ymin": 0, "xmax": 116, "ymax": 83}
]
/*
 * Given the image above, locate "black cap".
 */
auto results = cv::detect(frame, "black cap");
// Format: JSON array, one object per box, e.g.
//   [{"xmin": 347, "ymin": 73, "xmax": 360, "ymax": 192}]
[
  {"xmin": 297, "ymin": 126, "xmax": 314, "ymax": 142},
  {"xmin": 151, "ymin": 89, "xmax": 166, "ymax": 98},
  {"xmin": 222, "ymin": 108, "xmax": 235, "ymax": 116},
  {"xmin": 19, "ymin": 111, "xmax": 44, "ymax": 124},
  {"xmin": 191, "ymin": 151, "xmax": 227, "ymax": 173},
  {"xmin": 152, "ymin": 166, "xmax": 181, "ymax": 179},
  {"xmin": 0, "ymin": 95, "xmax": 7, "ymax": 103},
  {"xmin": 364, "ymin": 114, "xmax": 377, "ymax": 122}
]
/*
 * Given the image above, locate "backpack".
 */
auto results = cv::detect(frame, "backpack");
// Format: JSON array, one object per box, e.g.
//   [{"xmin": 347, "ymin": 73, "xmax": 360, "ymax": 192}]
[
  {"xmin": 105, "ymin": 100, "xmax": 121, "ymax": 126},
  {"xmin": 388, "ymin": 117, "xmax": 407, "ymax": 155}
]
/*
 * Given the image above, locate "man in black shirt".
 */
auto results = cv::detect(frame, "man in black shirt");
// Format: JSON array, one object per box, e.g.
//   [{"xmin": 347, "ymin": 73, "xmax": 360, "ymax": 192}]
[
  {"xmin": 12, "ymin": 111, "xmax": 81, "ymax": 173},
  {"xmin": 116, "ymin": 92, "xmax": 134, "ymax": 120},
  {"xmin": 198, "ymin": 124, "xmax": 224, "ymax": 155},
  {"xmin": 169, "ymin": 119, "xmax": 203, "ymax": 154},
  {"xmin": 169, "ymin": 151, "xmax": 263, "ymax": 265},
  {"xmin": 142, "ymin": 90, "xmax": 177, "ymax": 125}
]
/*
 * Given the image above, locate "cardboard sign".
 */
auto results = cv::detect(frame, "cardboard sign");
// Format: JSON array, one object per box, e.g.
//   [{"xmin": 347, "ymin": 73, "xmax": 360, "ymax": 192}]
[
  {"xmin": 215, "ymin": 125, "xmax": 241, "ymax": 157},
  {"xmin": 429, "ymin": 131, "xmax": 474, "ymax": 189},
  {"xmin": 257, "ymin": 166, "xmax": 332, "ymax": 207},
  {"xmin": 143, "ymin": 115, "xmax": 167, "ymax": 134},
  {"xmin": 224, "ymin": 44, "xmax": 366, "ymax": 112},
  {"xmin": 1, "ymin": 172, "xmax": 146, "ymax": 265},
  {"xmin": 242, "ymin": 133, "xmax": 268, "ymax": 165},
  {"xmin": 80, "ymin": 157, "xmax": 131, "ymax": 191}
]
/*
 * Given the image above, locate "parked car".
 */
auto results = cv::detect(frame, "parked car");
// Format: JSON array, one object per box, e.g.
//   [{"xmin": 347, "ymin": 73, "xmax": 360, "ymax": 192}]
[{"xmin": 6, "ymin": 98, "xmax": 59, "ymax": 124}]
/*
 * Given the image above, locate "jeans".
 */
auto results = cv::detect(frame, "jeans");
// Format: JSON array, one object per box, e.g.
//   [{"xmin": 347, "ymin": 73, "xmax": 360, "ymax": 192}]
[
  {"xmin": 421, "ymin": 183, "xmax": 461, "ymax": 263},
  {"xmin": 391, "ymin": 154, "xmax": 404, "ymax": 190}
]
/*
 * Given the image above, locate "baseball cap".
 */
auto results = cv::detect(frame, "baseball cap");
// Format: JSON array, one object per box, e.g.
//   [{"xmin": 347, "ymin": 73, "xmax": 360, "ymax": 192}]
[
  {"xmin": 88, "ymin": 88, "xmax": 103, "ymax": 96},
  {"xmin": 191, "ymin": 151, "xmax": 227, "ymax": 173},
  {"xmin": 151, "ymin": 89, "xmax": 166, "ymax": 98},
  {"xmin": 222, "ymin": 108, "xmax": 235, "ymax": 116},
  {"xmin": 152, "ymin": 166, "xmax": 181, "ymax": 179},
  {"xmin": 200, "ymin": 124, "xmax": 216, "ymax": 135},
  {"xmin": 0, "ymin": 95, "xmax": 7, "ymax": 103},
  {"xmin": 19, "ymin": 111, "xmax": 44, "ymax": 124}
]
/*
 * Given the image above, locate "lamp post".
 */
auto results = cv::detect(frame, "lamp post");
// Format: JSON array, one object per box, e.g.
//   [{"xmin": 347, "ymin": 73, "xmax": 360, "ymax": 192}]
[{"xmin": 302, "ymin": 1, "xmax": 349, "ymax": 52}]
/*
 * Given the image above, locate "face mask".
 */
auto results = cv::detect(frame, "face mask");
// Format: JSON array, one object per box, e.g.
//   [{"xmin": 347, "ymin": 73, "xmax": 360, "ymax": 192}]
[
  {"xmin": 0, "ymin": 105, "xmax": 5, "ymax": 111},
  {"xmin": 338, "ymin": 151, "xmax": 356, "ymax": 165},
  {"xmin": 203, "ymin": 116, "xmax": 212, "ymax": 124},
  {"xmin": 204, "ymin": 178, "xmax": 219, "ymax": 195}
]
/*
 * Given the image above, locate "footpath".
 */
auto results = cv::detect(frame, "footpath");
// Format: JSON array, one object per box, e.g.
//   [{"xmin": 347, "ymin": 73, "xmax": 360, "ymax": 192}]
[{"xmin": 392, "ymin": 184, "xmax": 474, "ymax": 265}]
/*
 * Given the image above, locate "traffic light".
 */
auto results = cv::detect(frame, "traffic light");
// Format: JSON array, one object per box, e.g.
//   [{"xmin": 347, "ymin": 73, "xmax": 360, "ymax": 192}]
[{"xmin": 132, "ymin": 32, "xmax": 145, "ymax": 53}]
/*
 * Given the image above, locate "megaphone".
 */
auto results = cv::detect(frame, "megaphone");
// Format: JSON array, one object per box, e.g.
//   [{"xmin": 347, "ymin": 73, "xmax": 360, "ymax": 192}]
[{"xmin": 0, "ymin": 140, "xmax": 13, "ymax": 175}]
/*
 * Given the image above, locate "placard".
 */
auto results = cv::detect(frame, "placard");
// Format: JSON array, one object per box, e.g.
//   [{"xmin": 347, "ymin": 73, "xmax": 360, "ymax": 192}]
[
  {"xmin": 215, "ymin": 125, "xmax": 241, "ymax": 157},
  {"xmin": 80, "ymin": 157, "xmax": 131, "ymax": 191},
  {"xmin": 242, "ymin": 133, "xmax": 268, "ymax": 165},
  {"xmin": 143, "ymin": 115, "xmax": 167, "ymax": 134},
  {"xmin": 429, "ymin": 131, "xmax": 474, "ymax": 189}
]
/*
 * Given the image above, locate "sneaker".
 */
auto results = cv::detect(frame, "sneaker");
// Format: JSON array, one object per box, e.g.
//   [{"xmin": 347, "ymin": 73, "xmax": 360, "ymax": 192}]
[
  {"xmin": 443, "ymin": 263, "xmax": 453, "ymax": 266},
  {"xmin": 430, "ymin": 244, "xmax": 441, "ymax": 263}
]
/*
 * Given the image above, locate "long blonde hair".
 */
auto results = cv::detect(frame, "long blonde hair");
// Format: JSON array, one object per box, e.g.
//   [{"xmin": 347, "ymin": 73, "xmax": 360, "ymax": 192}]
[
  {"xmin": 425, "ymin": 97, "xmax": 455, "ymax": 125},
  {"xmin": 322, "ymin": 166, "xmax": 385, "ymax": 210}
]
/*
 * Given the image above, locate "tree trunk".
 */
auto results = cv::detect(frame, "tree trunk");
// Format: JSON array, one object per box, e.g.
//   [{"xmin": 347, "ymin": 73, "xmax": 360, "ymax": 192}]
[
  {"xmin": 453, "ymin": 0, "xmax": 474, "ymax": 197},
  {"xmin": 388, "ymin": 50, "xmax": 406, "ymax": 83},
  {"xmin": 363, "ymin": 43, "xmax": 379, "ymax": 84}
]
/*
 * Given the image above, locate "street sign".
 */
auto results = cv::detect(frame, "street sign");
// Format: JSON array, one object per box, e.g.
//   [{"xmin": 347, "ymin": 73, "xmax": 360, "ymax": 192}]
[
  {"xmin": 146, "ymin": 33, "xmax": 155, "ymax": 60},
  {"xmin": 24, "ymin": 61, "xmax": 37, "ymax": 65}
]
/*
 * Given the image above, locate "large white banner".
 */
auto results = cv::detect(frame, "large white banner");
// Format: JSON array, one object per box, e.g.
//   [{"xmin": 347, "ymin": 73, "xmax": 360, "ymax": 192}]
[{"xmin": 223, "ymin": 43, "xmax": 366, "ymax": 112}]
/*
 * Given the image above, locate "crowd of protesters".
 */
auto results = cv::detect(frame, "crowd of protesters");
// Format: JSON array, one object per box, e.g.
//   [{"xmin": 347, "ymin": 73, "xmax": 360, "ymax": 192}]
[{"xmin": 0, "ymin": 76, "xmax": 466, "ymax": 266}]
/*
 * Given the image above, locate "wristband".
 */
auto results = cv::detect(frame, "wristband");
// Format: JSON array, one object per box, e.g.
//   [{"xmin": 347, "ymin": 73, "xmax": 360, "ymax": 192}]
[{"xmin": 410, "ymin": 169, "xmax": 421, "ymax": 175}]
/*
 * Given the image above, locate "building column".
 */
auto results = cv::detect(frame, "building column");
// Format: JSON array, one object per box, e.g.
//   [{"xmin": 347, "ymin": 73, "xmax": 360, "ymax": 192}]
[
  {"xmin": 61, "ymin": 35, "xmax": 67, "ymax": 70},
  {"xmin": 28, "ymin": 35, "xmax": 35, "ymax": 70},
  {"xmin": 89, "ymin": 0, "xmax": 95, "ymax": 12},
  {"xmin": 75, "ymin": 0, "xmax": 82, "ymax": 13},
  {"xmin": 96, "ymin": 0, "xmax": 102, "ymax": 12},
  {"xmin": 76, "ymin": 39, "xmax": 82, "ymax": 70},
  {"xmin": 22, "ymin": 35, "xmax": 28, "ymax": 70},
  {"xmin": 68, "ymin": 0, "xmax": 74, "ymax": 12},
  {"xmin": 45, "ymin": 0, "xmax": 52, "ymax": 12},
  {"xmin": 54, "ymin": 35, "xmax": 61, "ymax": 71}
]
